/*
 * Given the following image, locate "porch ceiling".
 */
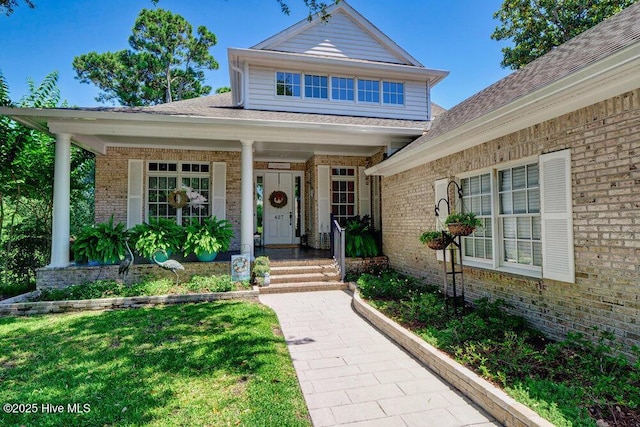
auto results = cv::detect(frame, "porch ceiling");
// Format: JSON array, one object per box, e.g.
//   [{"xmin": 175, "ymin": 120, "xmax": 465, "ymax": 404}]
[{"xmin": 80, "ymin": 134, "xmax": 385, "ymax": 161}]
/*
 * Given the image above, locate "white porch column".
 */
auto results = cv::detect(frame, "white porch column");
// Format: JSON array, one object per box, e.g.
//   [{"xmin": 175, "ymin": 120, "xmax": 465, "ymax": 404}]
[
  {"xmin": 240, "ymin": 140, "xmax": 254, "ymax": 259},
  {"xmin": 49, "ymin": 133, "xmax": 72, "ymax": 267}
]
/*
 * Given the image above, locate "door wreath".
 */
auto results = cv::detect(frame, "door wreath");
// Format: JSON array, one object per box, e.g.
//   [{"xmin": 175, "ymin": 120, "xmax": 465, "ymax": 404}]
[
  {"xmin": 167, "ymin": 189, "xmax": 189, "ymax": 209},
  {"xmin": 269, "ymin": 190, "xmax": 288, "ymax": 208}
]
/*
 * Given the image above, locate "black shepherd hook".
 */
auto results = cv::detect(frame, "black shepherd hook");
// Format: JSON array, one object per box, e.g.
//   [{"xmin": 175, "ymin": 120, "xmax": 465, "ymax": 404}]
[{"xmin": 434, "ymin": 180, "xmax": 464, "ymax": 217}]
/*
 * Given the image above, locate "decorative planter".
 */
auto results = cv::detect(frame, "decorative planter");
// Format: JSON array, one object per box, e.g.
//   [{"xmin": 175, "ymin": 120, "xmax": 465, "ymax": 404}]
[
  {"xmin": 151, "ymin": 250, "xmax": 173, "ymax": 263},
  {"xmin": 426, "ymin": 237, "xmax": 450, "ymax": 250},
  {"xmin": 196, "ymin": 251, "xmax": 218, "ymax": 262},
  {"xmin": 447, "ymin": 223, "xmax": 476, "ymax": 237}
]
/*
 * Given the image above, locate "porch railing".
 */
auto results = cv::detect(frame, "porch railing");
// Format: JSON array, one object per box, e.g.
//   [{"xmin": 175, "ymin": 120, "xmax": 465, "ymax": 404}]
[{"xmin": 331, "ymin": 218, "xmax": 346, "ymax": 282}]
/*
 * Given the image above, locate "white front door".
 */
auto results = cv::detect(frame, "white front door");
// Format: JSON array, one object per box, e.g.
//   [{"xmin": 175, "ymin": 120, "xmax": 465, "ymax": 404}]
[{"xmin": 264, "ymin": 172, "xmax": 294, "ymax": 245}]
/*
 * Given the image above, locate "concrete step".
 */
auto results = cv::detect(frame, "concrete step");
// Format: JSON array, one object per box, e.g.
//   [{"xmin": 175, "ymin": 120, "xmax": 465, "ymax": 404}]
[
  {"xmin": 269, "ymin": 271, "xmax": 340, "ymax": 285},
  {"xmin": 258, "ymin": 281, "xmax": 348, "ymax": 294},
  {"xmin": 270, "ymin": 264, "xmax": 338, "ymax": 276},
  {"xmin": 269, "ymin": 259, "xmax": 336, "ymax": 268}
]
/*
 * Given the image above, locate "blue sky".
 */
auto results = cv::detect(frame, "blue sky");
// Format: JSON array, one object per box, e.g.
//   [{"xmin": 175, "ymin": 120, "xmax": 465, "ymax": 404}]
[{"xmin": 0, "ymin": 0, "xmax": 513, "ymax": 110}]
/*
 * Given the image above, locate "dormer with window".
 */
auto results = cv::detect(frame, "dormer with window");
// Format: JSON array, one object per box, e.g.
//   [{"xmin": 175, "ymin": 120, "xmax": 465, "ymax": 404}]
[{"xmin": 228, "ymin": 1, "xmax": 448, "ymax": 121}]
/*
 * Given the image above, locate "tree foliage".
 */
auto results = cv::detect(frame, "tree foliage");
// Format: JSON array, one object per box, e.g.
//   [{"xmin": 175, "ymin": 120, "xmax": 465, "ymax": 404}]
[
  {"xmin": 0, "ymin": 71, "xmax": 94, "ymax": 289},
  {"xmin": 277, "ymin": 0, "xmax": 340, "ymax": 21},
  {"xmin": 2, "ymin": 1, "xmax": 340, "ymax": 20},
  {"xmin": 492, "ymin": 0, "xmax": 639, "ymax": 69},
  {"xmin": 73, "ymin": 8, "xmax": 218, "ymax": 106},
  {"xmin": 0, "ymin": 0, "xmax": 33, "ymax": 16}
]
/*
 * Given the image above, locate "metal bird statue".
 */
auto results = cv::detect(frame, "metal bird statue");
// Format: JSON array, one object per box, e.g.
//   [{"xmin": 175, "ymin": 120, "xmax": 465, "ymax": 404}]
[
  {"xmin": 152, "ymin": 250, "xmax": 185, "ymax": 285},
  {"xmin": 118, "ymin": 240, "xmax": 134, "ymax": 283}
]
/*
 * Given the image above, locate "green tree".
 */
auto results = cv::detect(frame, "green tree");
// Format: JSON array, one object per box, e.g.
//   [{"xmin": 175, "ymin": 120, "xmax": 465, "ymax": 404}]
[
  {"xmin": 0, "ymin": 71, "xmax": 94, "ymax": 289},
  {"xmin": 73, "ymin": 8, "xmax": 218, "ymax": 106},
  {"xmin": 215, "ymin": 86, "xmax": 231, "ymax": 94},
  {"xmin": 492, "ymin": 0, "xmax": 638, "ymax": 69}
]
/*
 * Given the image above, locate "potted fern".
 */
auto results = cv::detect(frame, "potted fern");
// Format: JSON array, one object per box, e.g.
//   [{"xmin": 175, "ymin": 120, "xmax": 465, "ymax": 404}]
[
  {"xmin": 129, "ymin": 217, "xmax": 185, "ymax": 261},
  {"xmin": 419, "ymin": 230, "xmax": 452, "ymax": 250},
  {"xmin": 444, "ymin": 212, "xmax": 482, "ymax": 236},
  {"xmin": 72, "ymin": 216, "xmax": 129, "ymax": 265},
  {"xmin": 344, "ymin": 216, "xmax": 379, "ymax": 258},
  {"xmin": 183, "ymin": 216, "xmax": 234, "ymax": 262}
]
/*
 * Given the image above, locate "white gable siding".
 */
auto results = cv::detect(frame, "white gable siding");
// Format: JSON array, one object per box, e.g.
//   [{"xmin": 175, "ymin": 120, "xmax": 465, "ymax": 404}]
[
  {"xmin": 247, "ymin": 66, "xmax": 428, "ymax": 120},
  {"xmin": 269, "ymin": 11, "xmax": 407, "ymax": 65}
]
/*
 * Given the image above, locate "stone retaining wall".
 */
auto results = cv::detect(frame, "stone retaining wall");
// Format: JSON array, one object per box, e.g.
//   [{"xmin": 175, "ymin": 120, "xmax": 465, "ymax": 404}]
[
  {"xmin": 345, "ymin": 256, "xmax": 389, "ymax": 275},
  {"xmin": 0, "ymin": 290, "xmax": 259, "ymax": 317},
  {"xmin": 36, "ymin": 262, "xmax": 231, "ymax": 290}
]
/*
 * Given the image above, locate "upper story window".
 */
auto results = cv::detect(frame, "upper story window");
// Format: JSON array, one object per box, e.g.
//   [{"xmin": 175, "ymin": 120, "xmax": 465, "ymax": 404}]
[
  {"xmin": 304, "ymin": 74, "xmax": 328, "ymax": 99},
  {"xmin": 274, "ymin": 72, "xmax": 406, "ymax": 107},
  {"xmin": 276, "ymin": 71, "xmax": 301, "ymax": 97},
  {"xmin": 383, "ymin": 81, "xmax": 404, "ymax": 105},
  {"xmin": 331, "ymin": 77, "xmax": 354, "ymax": 101},
  {"xmin": 357, "ymin": 79, "xmax": 380, "ymax": 103}
]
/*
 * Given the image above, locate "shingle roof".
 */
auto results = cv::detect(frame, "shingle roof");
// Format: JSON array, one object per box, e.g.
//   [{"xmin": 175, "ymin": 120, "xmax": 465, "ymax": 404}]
[
  {"xmin": 398, "ymin": 2, "xmax": 640, "ymax": 153},
  {"xmin": 79, "ymin": 91, "xmax": 434, "ymax": 130}
]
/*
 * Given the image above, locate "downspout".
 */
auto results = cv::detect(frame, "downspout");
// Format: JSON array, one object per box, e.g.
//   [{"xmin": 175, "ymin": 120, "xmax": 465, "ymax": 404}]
[
  {"xmin": 231, "ymin": 61, "xmax": 245, "ymax": 107},
  {"xmin": 426, "ymin": 80, "xmax": 431, "ymax": 121}
]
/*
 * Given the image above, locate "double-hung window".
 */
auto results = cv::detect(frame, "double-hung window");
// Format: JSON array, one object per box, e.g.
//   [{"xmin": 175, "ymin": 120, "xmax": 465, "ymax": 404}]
[
  {"xmin": 460, "ymin": 173, "xmax": 493, "ymax": 261},
  {"xmin": 147, "ymin": 161, "xmax": 210, "ymax": 225},
  {"xmin": 454, "ymin": 150, "xmax": 574, "ymax": 282},
  {"xmin": 498, "ymin": 164, "xmax": 542, "ymax": 269}
]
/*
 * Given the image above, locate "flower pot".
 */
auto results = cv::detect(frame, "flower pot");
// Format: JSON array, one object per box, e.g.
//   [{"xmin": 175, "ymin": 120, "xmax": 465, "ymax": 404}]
[
  {"xmin": 426, "ymin": 237, "xmax": 450, "ymax": 250},
  {"xmin": 151, "ymin": 249, "xmax": 173, "ymax": 263},
  {"xmin": 447, "ymin": 223, "xmax": 476, "ymax": 236},
  {"xmin": 196, "ymin": 251, "xmax": 218, "ymax": 262}
]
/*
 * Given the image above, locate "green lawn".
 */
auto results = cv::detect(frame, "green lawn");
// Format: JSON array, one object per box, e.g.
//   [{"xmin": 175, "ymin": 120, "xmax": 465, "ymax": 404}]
[{"xmin": 0, "ymin": 301, "xmax": 311, "ymax": 427}]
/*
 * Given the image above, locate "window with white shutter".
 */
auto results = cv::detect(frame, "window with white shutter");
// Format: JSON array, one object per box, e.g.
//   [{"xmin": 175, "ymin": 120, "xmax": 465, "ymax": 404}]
[{"xmin": 451, "ymin": 149, "xmax": 574, "ymax": 283}]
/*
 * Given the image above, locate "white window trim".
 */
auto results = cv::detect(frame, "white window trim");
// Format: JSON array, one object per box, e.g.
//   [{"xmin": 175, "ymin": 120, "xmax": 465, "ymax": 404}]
[
  {"xmin": 146, "ymin": 160, "xmax": 212, "ymax": 225},
  {"xmin": 457, "ymin": 156, "xmax": 544, "ymax": 279},
  {"xmin": 273, "ymin": 71, "xmax": 407, "ymax": 107},
  {"xmin": 331, "ymin": 166, "xmax": 358, "ymax": 223},
  {"xmin": 303, "ymin": 73, "xmax": 329, "ymax": 101},
  {"xmin": 275, "ymin": 70, "xmax": 302, "ymax": 98},
  {"xmin": 382, "ymin": 80, "xmax": 406, "ymax": 107},
  {"xmin": 330, "ymin": 75, "xmax": 356, "ymax": 103}
]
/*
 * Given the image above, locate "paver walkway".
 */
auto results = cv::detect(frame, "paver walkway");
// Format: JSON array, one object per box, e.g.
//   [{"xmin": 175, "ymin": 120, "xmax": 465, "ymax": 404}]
[{"xmin": 260, "ymin": 290, "xmax": 500, "ymax": 427}]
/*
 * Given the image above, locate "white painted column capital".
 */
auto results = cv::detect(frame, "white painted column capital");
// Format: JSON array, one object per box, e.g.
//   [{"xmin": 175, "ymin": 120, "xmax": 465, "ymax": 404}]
[
  {"xmin": 240, "ymin": 140, "xmax": 254, "ymax": 259},
  {"xmin": 49, "ymin": 133, "xmax": 72, "ymax": 267}
]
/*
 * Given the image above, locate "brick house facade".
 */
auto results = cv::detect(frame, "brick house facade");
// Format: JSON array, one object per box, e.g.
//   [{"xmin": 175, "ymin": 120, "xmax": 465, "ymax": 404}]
[{"xmin": 380, "ymin": 90, "xmax": 639, "ymax": 353}]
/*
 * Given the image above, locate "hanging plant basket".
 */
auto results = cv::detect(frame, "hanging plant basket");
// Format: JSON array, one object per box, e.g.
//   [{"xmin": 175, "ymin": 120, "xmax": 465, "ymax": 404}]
[
  {"xmin": 426, "ymin": 236, "xmax": 451, "ymax": 250},
  {"xmin": 269, "ymin": 190, "xmax": 288, "ymax": 208},
  {"xmin": 447, "ymin": 223, "xmax": 476, "ymax": 236}
]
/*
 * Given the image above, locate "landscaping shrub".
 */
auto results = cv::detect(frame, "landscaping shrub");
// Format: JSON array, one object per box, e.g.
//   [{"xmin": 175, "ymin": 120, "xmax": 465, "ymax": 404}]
[{"xmin": 356, "ymin": 269, "xmax": 434, "ymax": 300}]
